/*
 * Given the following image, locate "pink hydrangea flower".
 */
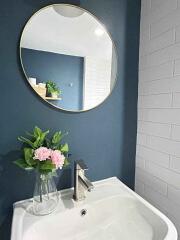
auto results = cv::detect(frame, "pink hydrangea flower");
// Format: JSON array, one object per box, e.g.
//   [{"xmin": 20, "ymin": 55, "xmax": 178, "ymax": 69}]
[
  {"xmin": 34, "ymin": 147, "xmax": 51, "ymax": 161},
  {"xmin": 51, "ymin": 150, "xmax": 65, "ymax": 169}
]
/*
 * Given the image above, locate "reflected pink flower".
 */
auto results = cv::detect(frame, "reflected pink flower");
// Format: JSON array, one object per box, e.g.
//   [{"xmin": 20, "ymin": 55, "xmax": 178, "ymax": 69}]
[
  {"xmin": 51, "ymin": 150, "xmax": 65, "ymax": 169},
  {"xmin": 34, "ymin": 147, "xmax": 51, "ymax": 161}
]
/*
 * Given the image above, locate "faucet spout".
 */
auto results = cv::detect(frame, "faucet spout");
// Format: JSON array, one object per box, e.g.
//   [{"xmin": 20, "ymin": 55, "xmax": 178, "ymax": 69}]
[{"xmin": 79, "ymin": 175, "xmax": 94, "ymax": 192}]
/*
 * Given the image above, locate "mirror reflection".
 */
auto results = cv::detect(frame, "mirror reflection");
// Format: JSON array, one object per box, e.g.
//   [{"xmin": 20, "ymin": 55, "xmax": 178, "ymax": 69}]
[{"xmin": 20, "ymin": 4, "xmax": 117, "ymax": 112}]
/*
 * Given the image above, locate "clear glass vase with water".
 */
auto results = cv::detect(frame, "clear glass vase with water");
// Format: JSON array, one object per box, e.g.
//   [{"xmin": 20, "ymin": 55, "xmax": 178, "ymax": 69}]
[{"xmin": 33, "ymin": 172, "xmax": 59, "ymax": 215}]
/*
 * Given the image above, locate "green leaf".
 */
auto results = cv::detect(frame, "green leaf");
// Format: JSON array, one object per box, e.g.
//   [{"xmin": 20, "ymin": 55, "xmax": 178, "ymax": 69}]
[
  {"xmin": 40, "ymin": 130, "xmax": 49, "ymax": 143},
  {"xmin": 24, "ymin": 148, "xmax": 36, "ymax": 166},
  {"xmin": 25, "ymin": 131, "xmax": 34, "ymax": 138},
  {"xmin": 33, "ymin": 126, "xmax": 42, "ymax": 138},
  {"xmin": 14, "ymin": 159, "xmax": 33, "ymax": 170},
  {"xmin": 33, "ymin": 136, "xmax": 41, "ymax": 148},
  {"xmin": 39, "ymin": 160, "xmax": 56, "ymax": 171},
  {"xmin": 60, "ymin": 143, "xmax": 69, "ymax": 153},
  {"xmin": 18, "ymin": 136, "xmax": 35, "ymax": 149},
  {"xmin": 33, "ymin": 127, "xmax": 49, "ymax": 148},
  {"xmin": 63, "ymin": 158, "xmax": 70, "ymax": 167},
  {"xmin": 18, "ymin": 127, "xmax": 49, "ymax": 149},
  {"xmin": 52, "ymin": 131, "xmax": 62, "ymax": 145}
]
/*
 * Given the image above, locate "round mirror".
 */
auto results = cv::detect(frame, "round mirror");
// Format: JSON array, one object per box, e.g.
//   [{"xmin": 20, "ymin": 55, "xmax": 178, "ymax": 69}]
[{"xmin": 20, "ymin": 4, "xmax": 117, "ymax": 112}]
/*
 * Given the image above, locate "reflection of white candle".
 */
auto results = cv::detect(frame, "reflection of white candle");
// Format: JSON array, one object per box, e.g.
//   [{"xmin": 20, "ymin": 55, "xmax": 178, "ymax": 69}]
[
  {"xmin": 38, "ymin": 83, "xmax": 46, "ymax": 88},
  {"xmin": 29, "ymin": 77, "xmax": 36, "ymax": 85}
]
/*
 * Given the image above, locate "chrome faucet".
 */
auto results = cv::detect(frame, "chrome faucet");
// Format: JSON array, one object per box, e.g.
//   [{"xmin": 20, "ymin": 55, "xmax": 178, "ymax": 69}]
[{"xmin": 73, "ymin": 160, "xmax": 94, "ymax": 201}]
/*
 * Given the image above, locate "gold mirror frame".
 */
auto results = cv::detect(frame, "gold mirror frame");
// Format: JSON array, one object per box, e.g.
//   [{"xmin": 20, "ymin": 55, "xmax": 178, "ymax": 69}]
[{"xmin": 20, "ymin": 4, "xmax": 118, "ymax": 112}]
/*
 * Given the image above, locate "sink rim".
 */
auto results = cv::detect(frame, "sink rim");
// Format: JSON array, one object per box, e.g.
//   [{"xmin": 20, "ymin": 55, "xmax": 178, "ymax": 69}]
[{"xmin": 11, "ymin": 177, "xmax": 178, "ymax": 240}]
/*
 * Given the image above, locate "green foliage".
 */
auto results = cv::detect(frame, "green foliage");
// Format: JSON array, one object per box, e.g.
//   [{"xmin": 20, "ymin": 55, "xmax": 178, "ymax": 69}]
[
  {"xmin": 38, "ymin": 160, "xmax": 56, "ymax": 174},
  {"xmin": 14, "ymin": 159, "xmax": 33, "ymax": 170},
  {"xmin": 46, "ymin": 81, "xmax": 61, "ymax": 95},
  {"xmin": 60, "ymin": 143, "xmax": 69, "ymax": 153},
  {"xmin": 63, "ymin": 158, "xmax": 69, "ymax": 167},
  {"xmin": 52, "ymin": 131, "xmax": 63, "ymax": 146},
  {"xmin": 15, "ymin": 126, "xmax": 70, "ymax": 173},
  {"xmin": 18, "ymin": 126, "xmax": 49, "ymax": 149},
  {"xmin": 24, "ymin": 148, "xmax": 36, "ymax": 166}
]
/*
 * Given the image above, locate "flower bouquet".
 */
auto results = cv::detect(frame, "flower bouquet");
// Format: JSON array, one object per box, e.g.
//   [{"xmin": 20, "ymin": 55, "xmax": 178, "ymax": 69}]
[{"xmin": 14, "ymin": 126, "xmax": 69, "ymax": 215}]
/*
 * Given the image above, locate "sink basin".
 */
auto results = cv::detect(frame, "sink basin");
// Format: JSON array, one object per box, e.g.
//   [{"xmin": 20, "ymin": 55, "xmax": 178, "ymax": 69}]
[{"xmin": 11, "ymin": 177, "xmax": 177, "ymax": 240}]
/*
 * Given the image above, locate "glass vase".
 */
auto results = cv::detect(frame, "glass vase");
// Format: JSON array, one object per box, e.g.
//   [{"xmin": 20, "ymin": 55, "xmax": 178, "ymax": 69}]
[{"xmin": 33, "ymin": 172, "xmax": 59, "ymax": 215}]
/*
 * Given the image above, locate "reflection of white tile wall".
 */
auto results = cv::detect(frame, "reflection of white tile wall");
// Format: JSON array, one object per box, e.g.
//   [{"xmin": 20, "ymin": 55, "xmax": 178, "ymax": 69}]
[
  {"xmin": 83, "ymin": 56, "xmax": 111, "ymax": 109},
  {"xmin": 136, "ymin": 0, "xmax": 180, "ymax": 236}
]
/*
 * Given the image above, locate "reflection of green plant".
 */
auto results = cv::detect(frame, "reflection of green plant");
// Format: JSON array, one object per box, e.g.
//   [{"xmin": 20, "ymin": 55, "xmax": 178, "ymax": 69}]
[
  {"xmin": 46, "ymin": 81, "xmax": 61, "ymax": 95},
  {"xmin": 14, "ymin": 126, "xmax": 69, "ymax": 174}
]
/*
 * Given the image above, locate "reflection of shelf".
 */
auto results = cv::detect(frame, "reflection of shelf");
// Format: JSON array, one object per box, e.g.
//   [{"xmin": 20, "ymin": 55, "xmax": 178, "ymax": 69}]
[{"xmin": 43, "ymin": 97, "xmax": 61, "ymax": 101}]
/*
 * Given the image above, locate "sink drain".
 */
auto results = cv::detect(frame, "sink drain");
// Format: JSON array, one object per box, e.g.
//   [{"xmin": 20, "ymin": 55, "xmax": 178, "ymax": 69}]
[{"xmin": 80, "ymin": 209, "xmax": 87, "ymax": 217}]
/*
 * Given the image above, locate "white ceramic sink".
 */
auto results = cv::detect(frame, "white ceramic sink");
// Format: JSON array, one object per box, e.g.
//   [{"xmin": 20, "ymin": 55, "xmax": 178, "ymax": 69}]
[{"xmin": 11, "ymin": 177, "xmax": 177, "ymax": 240}]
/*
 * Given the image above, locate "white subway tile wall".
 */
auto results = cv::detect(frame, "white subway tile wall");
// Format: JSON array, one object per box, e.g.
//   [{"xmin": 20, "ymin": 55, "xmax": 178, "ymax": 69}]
[{"xmin": 136, "ymin": 0, "xmax": 180, "ymax": 236}]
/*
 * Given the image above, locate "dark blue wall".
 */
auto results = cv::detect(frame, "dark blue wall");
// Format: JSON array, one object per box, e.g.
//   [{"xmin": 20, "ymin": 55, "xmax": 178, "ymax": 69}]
[
  {"xmin": 0, "ymin": 0, "xmax": 140, "ymax": 239},
  {"xmin": 21, "ymin": 48, "xmax": 84, "ymax": 110}
]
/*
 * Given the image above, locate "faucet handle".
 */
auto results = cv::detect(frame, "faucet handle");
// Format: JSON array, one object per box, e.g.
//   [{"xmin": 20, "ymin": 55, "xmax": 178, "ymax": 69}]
[{"xmin": 76, "ymin": 160, "xmax": 88, "ymax": 171}]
